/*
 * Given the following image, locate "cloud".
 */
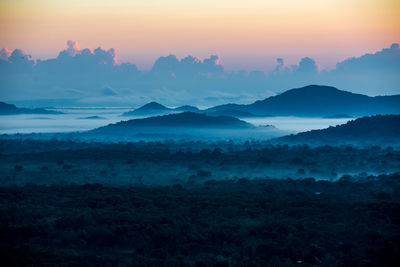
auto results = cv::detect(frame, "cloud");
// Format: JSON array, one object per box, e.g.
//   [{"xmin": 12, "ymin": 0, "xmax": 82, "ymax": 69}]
[
  {"xmin": 296, "ymin": 57, "xmax": 318, "ymax": 74},
  {"xmin": 202, "ymin": 55, "xmax": 223, "ymax": 74},
  {"xmin": 8, "ymin": 49, "xmax": 34, "ymax": 66},
  {"xmin": 266, "ymin": 44, "xmax": 400, "ymax": 95},
  {"xmin": 317, "ymin": 43, "xmax": 400, "ymax": 95},
  {"xmin": 66, "ymin": 40, "xmax": 80, "ymax": 56},
  {"xmin": 271, "ymin": 57, "xmax": 318, "ymax": 76},
  {"xmin": 57, "ymin": 40, "xmax": 118, "ymax": 65},
  {"xmin": 181, "ymin": 55, "xmax": 201, "ymax": 65},
  {"xmin": 0, "ymin": 41, "xmax": 399, "ymax": 105},
  {"xmin": 266, "ymin": 56, "xmax": 320, "ymax": 91},
  {"xmin": 151, "ymin": 54, "xmax": 223, "ymax": 78},
  {"xmin": 334, "ymin": 43, "xmax": 400, "ymax": 74},
  {"xmin": 0, "ymin": 48, "xmax": 12, "ymax": 61},
  {"xmin": 152, "ymin": 54, "xmax": 180, "ymax": 75},
  {"xmin": 93, "ymin": 47, "xmax": 118, "ymax": 65},
  {"xmin": 272, "ymin": 58, "xmax": 287, "ymax": 74}
]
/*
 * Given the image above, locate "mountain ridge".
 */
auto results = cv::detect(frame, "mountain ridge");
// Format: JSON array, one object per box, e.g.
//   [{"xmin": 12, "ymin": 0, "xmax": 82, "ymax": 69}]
[
  {"xmin": 0, "ymin": 101, "xmax": 62, "ymax": 115},
  {"xmin": 207, "ymin": 85, "xmax": 400, "ymax": 117},
  {"xmin": 92, "ymin": 112, "xmax": 254, "ymax": 134},
  {"xmin": 122, "ymin": 85, "xmax": 399, "ymax": 118},
  {"xmin": 122, "ymin": 102, "xmax": 200, "ymax": 116},
  {"xmin": 276, "ymin": 114, "xmax": 400, "ymax": 145}
]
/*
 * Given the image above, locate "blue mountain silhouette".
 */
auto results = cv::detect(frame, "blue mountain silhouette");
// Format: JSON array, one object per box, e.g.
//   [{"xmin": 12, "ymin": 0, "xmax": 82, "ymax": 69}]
[
  {"xmin": 0, "ymin": 101, "xmax": 62, "ymax": 115},
  {"xmin": 277, "ymin": 114, "xmax": 400, "ymax": 144},
  {"xmin": 207, "ymin": 85, "xmax": 400, "ymax": 117}
]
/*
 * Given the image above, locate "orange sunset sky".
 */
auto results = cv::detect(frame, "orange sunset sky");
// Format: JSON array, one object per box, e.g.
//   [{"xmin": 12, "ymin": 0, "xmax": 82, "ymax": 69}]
[{"xmin": 0, "ymin": 0, "xmax": 399, "ymax": 71}]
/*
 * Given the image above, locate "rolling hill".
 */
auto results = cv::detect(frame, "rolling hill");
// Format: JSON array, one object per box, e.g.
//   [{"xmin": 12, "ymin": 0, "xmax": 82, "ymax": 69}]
[
  {"xmin": 276, "ymin": 114, "xmax": 400, "ymax": 145},
  {"xmin": 122, "ymin": 102, "xmax": 171, "ymax": 116},
  {"xmin": 92, "ymin": 112, "xmax": 254, "ymax": 135},
  {"xmin": 207, "ymin": 85, "xmax": 400, "ymax": 117},
  {"xmin": 0, "ymin": 101, "xmax": 62, "ymax": 115},
  {"xmin": 122, "ymin": 102, "xmax": 200, "ymax": 116}
]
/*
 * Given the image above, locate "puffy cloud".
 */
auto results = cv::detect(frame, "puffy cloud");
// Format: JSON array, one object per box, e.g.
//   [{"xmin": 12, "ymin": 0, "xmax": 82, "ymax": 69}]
[
  {"xmin": 81, "ymin": 48, "xmax": 94, "ymax": 56},
  {"xmin": 204, "ymin": 55, "xmax": 219, "ymax": 65},
  {"xmin": 321, "ymin": 43, "xmax": 400, "ymax": 94},
  {"xmin": 1, "ymin": 42, "xmax": 399, "ymax": 105},
  {"xmin": 334, "ymin": 43, "xmax": 400, "ymax": 74},
  {"xmin": 151, "ymin": 54, "xmax": 223, "ymax": 77},
  {"xmin": 181, "ymin": 55, "xmax": 201, "ymax": 65},
  {"xmin": 272, "ymin": 58, "xmax": 287, "ymax": 74},
  {"xmin": 203, "ymin": 55, "xmax": 223, "ymax": 74},
  {"xmin": 270, "ymin": 57, "xmax": 318, "ymax": 77},
  {"xmin": 296, "ymin": 57, "xmax": 318, "ymax": 74},
  {"xmin": 56, "ymin": 41, "xmax": 118, "ymax": 65},
  {"xmin": 266, "ymin": 56, "xmax": 319, "ymax": 91},
  {"xmin": 66, "ymin": 40, "xmax": 80, "ymax": 56},
  {"xmin": 93, "ymin": 47, "xmax": 118, "ymax": 65},
  {"xmin": 152, "ymin": 55, "xmax": 179, "ymax": 73},
  {"xmin": 0, "ymin": 48, "xmax": 12, "ymax": 61},
  {"xmin": 106, "ymin": 48, "xmax": 118, "ymax": 63},
  {"xmin": 8, "ymin": 49, "xmax": 34, "ymax": 66},
  {"xmin": 267, "ymin": 44, "xmax": 399, "ymax": 95}
]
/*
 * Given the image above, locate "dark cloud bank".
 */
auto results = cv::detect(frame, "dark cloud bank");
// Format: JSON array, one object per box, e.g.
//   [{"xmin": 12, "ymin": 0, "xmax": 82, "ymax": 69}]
[{"xmin": 0, "ymin": 41, "xmax": 399, "ymax": 107}]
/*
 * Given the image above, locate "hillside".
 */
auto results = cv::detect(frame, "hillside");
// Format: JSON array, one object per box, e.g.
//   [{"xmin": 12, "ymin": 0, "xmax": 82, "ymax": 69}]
[
  {"xmin": 92, "ymin": 112, "xmax": 253, "ymax": 134},
  {"xmin": 122, "ymin": 101, "xmax": 171, "ymax": 116},
  {"xmin": 174, "ymin": 105, "xmax": 200, "ymax": 112},
  {"xmin": 277, "ymin": 114, "xmax": 400, "ymax": 145},
  {"xmin": 0, "ymin": 101, "xmax": 62, "ymax": 115},
  {"xmin": 122, "ymin": 102, "xmax": 201, "ymax": 117},
  {"xmin": 208, "ymin": 85, "xmax": 400, "ymax": 117}
]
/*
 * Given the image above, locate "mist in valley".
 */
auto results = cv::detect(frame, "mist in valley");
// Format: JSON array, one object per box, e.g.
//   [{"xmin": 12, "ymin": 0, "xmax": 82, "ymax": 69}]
[{"xmin": 1, "ymin": 3, "xmax": 400, "ymax": 264}]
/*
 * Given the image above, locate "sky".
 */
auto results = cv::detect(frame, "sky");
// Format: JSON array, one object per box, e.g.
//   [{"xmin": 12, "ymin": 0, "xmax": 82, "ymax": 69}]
[{"xmin": 0, "ymin": 0, "xmax": 399, "ymax": 71}]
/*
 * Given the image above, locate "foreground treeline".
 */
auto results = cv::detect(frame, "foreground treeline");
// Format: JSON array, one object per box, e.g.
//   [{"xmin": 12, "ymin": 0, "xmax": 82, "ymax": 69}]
[
  {"xmin": 1, "ymin": 175, "xmax": 399, "ymax": 266},
  {"xmin": 1, "ymin": 139, "xmax": 399, "ymax": 185}
]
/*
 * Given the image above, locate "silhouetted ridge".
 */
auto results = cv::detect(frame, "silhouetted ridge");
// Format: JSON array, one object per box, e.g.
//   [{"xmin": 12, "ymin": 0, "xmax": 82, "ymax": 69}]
[
  {"xmin": 122, "ymin": 102, "xmax": 202, "ymax": 116},
  {"xmin": 135, "ymin": 101, "xmax": 170, "ymax": 111},
  {"xmin": 94, "ymin": 112, "xmax": 253, "ymax": 133},
  {"xmin": 208, "ymin": 85, "xmax": 400, "ymax": 117},
  {"xmin": 174, "ymin": 105, "xmax": 200, "ymax": 112},
  {"xmin": 122, "ymin": 101, "xmax": 171, "ymax": 116},
  {"xmin": 78, "ymin": 116, "xmax": 106, "ymax": 120},
  {"xmin": 278, "ymin": 114, "xmax": 400, "ymax": 144},
  {"xmin": 0, "ymin": 101, "xmax": 62, "ymax": 115}
]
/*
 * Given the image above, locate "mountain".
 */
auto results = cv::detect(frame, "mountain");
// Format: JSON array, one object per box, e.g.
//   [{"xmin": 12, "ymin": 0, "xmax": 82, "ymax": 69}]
[
  {"xmin": 0, "ymin": 101, "xmax": 62, "ymax": 115},
  {"xmin": 276, "ymin": 114, "xmax": 400, "ymax": 145},
  {"xmin": 78, "ymin": 116, "xmax": 106, "ymax": 120},
  {"xmin": 122, "ymin": 102, "xmax": 171, "ymax": 116},
  {"xmin": 174, "ymin": 105, "xmax": 200, "ymax": 112},
  {"xmin": 121, "ymin": 102, "xmax": 201, "ymax": 117},
  {"xmin": 207, "ymin": 85, "xmax": 400, "ymax": 117},
  {"xmin": 92, "ymin": 112, "xmax": 253, "ymax": 134}
]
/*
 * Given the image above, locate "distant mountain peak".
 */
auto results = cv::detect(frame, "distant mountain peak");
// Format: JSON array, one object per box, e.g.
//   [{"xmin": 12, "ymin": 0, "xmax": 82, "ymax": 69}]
[
  {"xmin": 136, "ymin": 101, "xmax": 169, "ymax": 111},
  {"xmin": 175, "ymin": 105, "xmax": 199, "ymax": 112},
  {"xmin": 0, "ymin": 101, "xmax": 62, "ymax": 115},
  {"xmin": 236, "ymin": 84, "xmax": 399, "ymax": 117},
  {"xmin": 122, "ymin": 101, "xmax": 171, "ymax": 116},
  {"xmin": 94, "ymin": 112, "xmax": 253, "ymax": 133},
  {"xmin": 274, "ymin": 85, "xmax": 356, "ymax": 98}
]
